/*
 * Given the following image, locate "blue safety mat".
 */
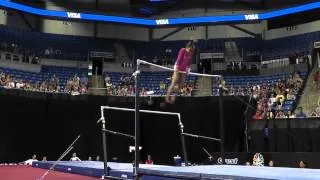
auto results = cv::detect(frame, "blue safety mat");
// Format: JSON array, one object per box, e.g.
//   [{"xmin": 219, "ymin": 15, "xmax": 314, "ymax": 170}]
[{"xmin": 32, "ymin": 161, "xmax": 320, "ymax": 180}]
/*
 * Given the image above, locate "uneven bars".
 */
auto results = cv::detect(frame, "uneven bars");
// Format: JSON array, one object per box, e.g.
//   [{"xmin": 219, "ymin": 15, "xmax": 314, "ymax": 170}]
[
  {"xmin": 101, "ymin": 106, "xmax": 180, "ymax": 117},
  {"xmin": 182, "ymin": 132, "xmax": 221, "ymax": 142},
  {"xmin": 100, "ymin": 105, "xmax": 188, "ymax": 166},
  {"xmin": 103, "ymin": 129, "xmax": 135, "ymax": 139},
  {"xmin": 137, "ymin": 59, "xmax": 222, "ymax": 78}
]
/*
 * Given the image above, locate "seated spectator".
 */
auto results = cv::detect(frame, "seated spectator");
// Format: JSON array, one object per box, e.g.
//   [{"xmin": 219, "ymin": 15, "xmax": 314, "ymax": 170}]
[
  {"xmin": 299, "ymin": 161, "xmax": 308, "ymax": 168},
  {"xmin": 286, "ymin": 111, "xmax": 295, "ymax": 118},
  {"xmin": 105, "ymin": 74, "xmax": 110, "ymax": 84},
  {"xmin": 268, "ymin": 160, "xmax": 274, "ymax": 167},
  {"xmin": 253, "ymin": 110, "xmax": 265, "ymax": 120},
  {"xmin": 16, "ymin": 80, "xmax": 24, "ymax": 89},
  {"xmin": 40, "ymin": 81, "xmax": 47, "ymax": 92},
  {"xmin": 266, "ymin": 111, "xmax": 274, "ymax": 119},
  {"xmin": 106, "ymin": 80, "xmax": 113, "ymax": 89},
  {"xmin": 80, "ymin": 74, "xmax": 88, "ymax": 86},
  {"xmin": 275, "ymin": 110, "xmax": 286, "ymax": 119},
  {"xmin": 275, "ymin": 90, "xmax": 285, "ymax": 105},
  {"xmin": 268, "ymin": 93, "xmax": 277, "ymax": 110},
  {"xmin": 42, "ymin": 156, "xmax": 47, "ymax": 162},
  {"xmin": 70, "ymin": 153, "xmax": 81, "ymax": 161},
  {"xmin": 310, "ymin": 104, "xmax": 320, "ymax": 117},
  {"xmin": 236, "ymin": 86, "xmax": 245, "ymax": 96},
  {"xmin": 159, "ymin": 81, "xmax": 166, "ymax": 91},
  {"xmin": 152, "ymin": 56, "xmax": 159, "ymax": 64},
  {"xmin": 286, "ymin": 89, "xmax": 296, "ymax": 100},
  {"xmin": 96, "ymin": 155, "xmax": 100, "ymax": 161},
  {"xmin": 229, "ymin": 85, "xmax": 235, "ymax": 95},
  {"xmin": 24, "ymin": 154, "xmax": 38, "ymax": 165},
  {"xmin": 292, "ymin": 72, "xmax": 303, "ymax": 84},
  {"xmin": 312, "ymin": 71, "xmax": 319, "ymax": 89},
  {"xmin": 252, "ymin": 83, "xmax": 260, "ymax": 92},
  {"xmin": 140, "ymin": 88, "xmax": 146, "ymax": 96},
  {"xmin": 145, "ymin": 155, "xmax": 154, "ymax": 164},
  {"xmin": 295, "ymin": 107, "xmax": 307, "ymax": 118},
  {"xmin": 311, "ymin": 110, "xmax": 318, "ymax": 117},
  {"xmin": 127, "ymin": 85, "xmax": 134, "ymax": 95},
  {"xmin": 80, "ymin": 84, "xmax": 88, "ymax": 94},
  {"xmin": 252, "ymin": 88, "xmax": 260, "ymax": 99}
]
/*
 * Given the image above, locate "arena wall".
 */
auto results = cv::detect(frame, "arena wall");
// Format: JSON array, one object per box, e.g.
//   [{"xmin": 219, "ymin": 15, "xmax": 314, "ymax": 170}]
[
  {"xmin": 266, "ymin": 20, "xmax": 320, "ymax": 40},
  {"xmin": 0, "ymin": 9, "xmax": 7, "ymax": 25},
  {"xmin": 97, "ymin": 24, "xmax": 149, "ymax": 41},
  {"xmin": 0, "ymin": 92, "xmax": 246, "ymax": 164},
  {"xmin": 0, "ymin": 9, "xmax": 38, "ymax": 30},
  {"xmin": 41, "ymin": 19, "xmax": 95, "ymax": 37},
  {"xmin": 1, "ymin": 5, "xmax": 320, "ymax": 42}
]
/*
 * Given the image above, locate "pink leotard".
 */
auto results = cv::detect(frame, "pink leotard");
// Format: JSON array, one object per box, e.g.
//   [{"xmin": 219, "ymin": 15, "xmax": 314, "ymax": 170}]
[{"xmin": 174, "ymin": 48, "xmax": 193, "ymax": 72}]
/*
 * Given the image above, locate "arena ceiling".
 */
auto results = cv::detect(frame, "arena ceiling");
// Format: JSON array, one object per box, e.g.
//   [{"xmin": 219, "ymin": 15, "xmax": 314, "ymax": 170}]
[{"xmin": 11, "ymin": 0, "xmax": 319, "ymax": 17}]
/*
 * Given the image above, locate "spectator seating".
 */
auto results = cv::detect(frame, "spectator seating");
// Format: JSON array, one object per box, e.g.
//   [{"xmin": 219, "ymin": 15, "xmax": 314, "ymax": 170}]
[
  {"xmin": 236, "ymin": 31, "xmax": 320, "ymax": 61},
  {"xmin": 212, "ymin": 71, "xmax": 308, "ymax": 113},
  {"xmin": 0, "ymin": 25, "xmax": 319, "ymax": 62},
  {"xmin": 0, "ymin": 65, "xmax": 87, "ymax": 90},
  {"xmin": 0, "ymin": 25, "xmax": 115, "ymax": 60},
  {"xmin": 105, "ymin": 71, "xmax": 197, "ymax": 95},
  {"xmin": 41, "ymin": 66, "xmax": 88, "ymax": 88}
]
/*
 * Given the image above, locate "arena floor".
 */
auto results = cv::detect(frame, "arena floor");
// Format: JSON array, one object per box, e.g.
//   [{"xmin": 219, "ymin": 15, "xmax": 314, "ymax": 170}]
[
  {"xmin": 32, "ymin": 161, "xmax": 320, "ymax": 180},
  {"xmin": 0, "ymin": 164, "xmax": 98, "ymax": 180}
]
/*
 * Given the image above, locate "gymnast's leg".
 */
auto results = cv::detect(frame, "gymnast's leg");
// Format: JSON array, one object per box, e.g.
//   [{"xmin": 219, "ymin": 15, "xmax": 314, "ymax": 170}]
[
  {"xmin": 165, "ymin": 71, "xmax": 179, "ymax": 103},
  {"xmin": 166, "ymin": 72, "xmax": 185, "ymax": 104}
]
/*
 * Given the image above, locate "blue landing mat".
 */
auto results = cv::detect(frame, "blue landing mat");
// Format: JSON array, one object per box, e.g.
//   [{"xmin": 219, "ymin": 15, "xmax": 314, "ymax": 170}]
[{"xmin": 32, "ymin": 161, "xmax": 320, "ymax": 180}]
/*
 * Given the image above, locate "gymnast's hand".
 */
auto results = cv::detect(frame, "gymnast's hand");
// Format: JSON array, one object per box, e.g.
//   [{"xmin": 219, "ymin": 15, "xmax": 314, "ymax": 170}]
[
  {"xmin": 174, "ymin": 64, "xmax": 178, "ymax": 72},
  {"xmin": 186, "ymin": 68, "xmax": 191, "ymax": 75}
]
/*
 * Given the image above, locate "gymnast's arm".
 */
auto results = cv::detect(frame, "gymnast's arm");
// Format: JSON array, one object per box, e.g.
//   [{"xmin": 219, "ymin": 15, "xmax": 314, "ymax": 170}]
[
  {"xmin": 174, "ymin": 48, "xmax": 185, "ymax": 71},
  {"xmin": 186, "ymin": 54, "xmax": 193, "ymax": 75}
]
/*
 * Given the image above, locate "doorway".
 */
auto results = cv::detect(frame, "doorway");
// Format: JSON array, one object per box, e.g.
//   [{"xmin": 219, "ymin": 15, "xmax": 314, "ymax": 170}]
[{"xmin": 92, "ymin": 58, "xmax": 103, "ymax": 76}]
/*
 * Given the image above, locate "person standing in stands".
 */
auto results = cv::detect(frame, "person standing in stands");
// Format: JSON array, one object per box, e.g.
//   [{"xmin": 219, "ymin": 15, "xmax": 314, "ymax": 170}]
[
  {"xmin": 263, "ymin": 123, "xmax": 270, "ymax": 152},
  {"xmin": 70, "ymin": 153, "xmax": 81, "ymax": 161},
  {"xmin": 299, "ymin": 160, "xmax": 308, "ymax": 168},
  {"xmin": 165, "ymin": 41, "xmax": 195, "ymax": 104},
  {"xmin": 96, "ymin": 155, "xmax": 100, "ymax": 161},
  {"xmin": 312, "ymin": 71, "xmax": 319, "ymax": 89},
  {"xmin": 295, "ymin": 107, "xmax": 307, "ymax": 118},
  {"xmin": 145, "ymin": 155, "xmax": 154, "ymax": 165},
  {"xmin": 24, "ymin": 154, "xmax": 38, "ymax": 165},
  {"xmin": 42, "ymin": 156, "xmax": 47, "ymax": 162}
]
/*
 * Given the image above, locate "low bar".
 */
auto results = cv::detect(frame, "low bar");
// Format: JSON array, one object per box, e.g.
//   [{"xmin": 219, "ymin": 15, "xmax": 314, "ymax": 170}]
[{"xmin": 101, "ymin": 106, "xmax": 180, "ymax": 117}]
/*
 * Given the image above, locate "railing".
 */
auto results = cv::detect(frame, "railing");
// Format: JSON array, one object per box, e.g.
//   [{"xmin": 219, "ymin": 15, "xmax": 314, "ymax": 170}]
[{"xmin": 250, "ymin": 117, "xmax": 320, "ymax": 130}]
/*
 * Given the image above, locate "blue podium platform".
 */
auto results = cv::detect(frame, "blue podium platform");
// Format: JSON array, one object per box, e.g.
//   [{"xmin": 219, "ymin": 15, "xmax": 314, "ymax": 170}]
[{"xmin": 32, "ymin": 161, "xmax": 320, "ymax": 180}]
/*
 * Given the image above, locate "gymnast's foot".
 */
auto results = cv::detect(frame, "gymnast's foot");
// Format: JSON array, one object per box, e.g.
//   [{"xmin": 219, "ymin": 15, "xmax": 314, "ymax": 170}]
[
  {"xmin": 165, "ymin": 95, "xmax": 171, "ymax": 104},
  {"xmin": 165, "ymin": 95, "xmax": 176, "ymax": 104}
]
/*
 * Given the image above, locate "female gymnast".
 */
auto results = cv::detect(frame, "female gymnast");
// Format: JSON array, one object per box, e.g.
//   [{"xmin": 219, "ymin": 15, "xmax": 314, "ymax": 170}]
[{"xmin": 165, "ymin": 41, "xmax": 195, "ymax": 104}]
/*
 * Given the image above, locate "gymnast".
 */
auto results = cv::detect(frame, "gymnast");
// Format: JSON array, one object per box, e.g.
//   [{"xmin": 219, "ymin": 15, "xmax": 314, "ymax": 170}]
[{"xmin": 165, "ymin": 41, "xmax": 195, "ymax": 104}]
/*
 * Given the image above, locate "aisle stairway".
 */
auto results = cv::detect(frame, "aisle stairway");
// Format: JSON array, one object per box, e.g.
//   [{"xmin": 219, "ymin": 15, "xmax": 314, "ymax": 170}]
[
  {"xmin": 225, "ymin": 40, "xmax": 242, "ymax": 62},
  {"xmin": 297, "ymin": 67, "xmax": 320, "ymax": 116},
  {"xmin": 194, "ymin": 76, "xmax": 212, "ymax": 96},
  {"xmin": 114, "ymin": 41, "xmax": 130, "ymax": 62},
  {"xmin": 88, "ymin": 75, "xmax": 106, "ymax": 96}
]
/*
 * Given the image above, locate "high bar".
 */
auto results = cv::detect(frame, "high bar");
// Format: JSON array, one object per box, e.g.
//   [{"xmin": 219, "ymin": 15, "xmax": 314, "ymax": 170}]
[
  {"xmin": 137, "ymin": 59, "xmax": 222, "ymax": 78},
  {"xmin": 101, "ymin": 106, "xmax": 180, "ymax": 117}
]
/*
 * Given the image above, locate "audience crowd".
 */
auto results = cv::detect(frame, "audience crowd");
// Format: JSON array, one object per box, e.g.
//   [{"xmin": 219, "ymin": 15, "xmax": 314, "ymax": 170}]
[
  {"xmin": 250, "ymin": 72, "xmax": 307, "ymax": 119},
  {"xmin": 104, "ymin": 74, "xmax": 197, "ymax": 97},
  {"xmin": 0, "ymin": 71, "xmax": 88, "ymax": 95},
  {"xmin": 310, "ymin": 95, "xmax": 320, "ymax": 117},
  {"xmin": 0, "ymin": 40, "xmax": 76, "ymax": 61}
]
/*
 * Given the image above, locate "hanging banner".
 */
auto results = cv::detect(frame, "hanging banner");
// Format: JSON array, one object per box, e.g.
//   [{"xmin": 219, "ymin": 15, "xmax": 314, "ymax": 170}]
[
  {"xmin": 200, "ymin": 52, "xmax": 224, "ymax": 59},
  {"xmin": 90, "ymin": 51, "xmax": 114, "ymax": 59}
]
